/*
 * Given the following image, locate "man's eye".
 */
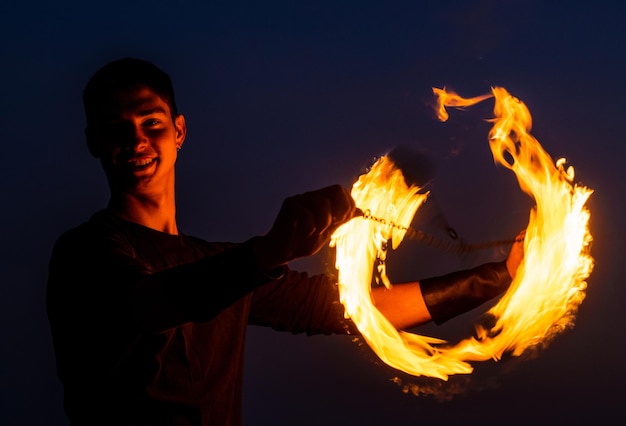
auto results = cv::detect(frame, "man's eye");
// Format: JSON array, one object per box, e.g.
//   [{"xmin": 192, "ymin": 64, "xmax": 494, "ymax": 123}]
[
  {"xmin": 144, "ymin": 119, "xmax": 160, "ymax": 127},
  {"xmin": 100, "ymin": 122, "xmax": 127, "ymax": 137}
]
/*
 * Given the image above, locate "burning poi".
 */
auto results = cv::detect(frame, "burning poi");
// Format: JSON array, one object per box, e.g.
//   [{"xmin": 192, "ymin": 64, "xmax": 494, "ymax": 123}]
[{"xmin": 330, "ymin": 86, "xmax": 594, "ymax": 380}]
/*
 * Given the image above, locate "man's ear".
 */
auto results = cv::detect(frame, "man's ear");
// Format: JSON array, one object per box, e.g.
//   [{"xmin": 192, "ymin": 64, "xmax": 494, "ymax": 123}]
[
  {"xmin": 175, "ymin": 114, "xmax": 187, "ymax": 149},
  {"xmin": 85, "ymin": 127, "xmax": 100, "ymax": 158}
]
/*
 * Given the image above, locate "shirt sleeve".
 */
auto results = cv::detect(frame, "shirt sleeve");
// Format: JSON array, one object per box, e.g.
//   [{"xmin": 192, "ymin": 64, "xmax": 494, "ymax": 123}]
[
  {"xmin": 47, "ymin": 225, "xmax": 280, "ymax": 338},
  {"xmin": 249, "ymin": 269, "xmax": 360, "ymax": 335}
]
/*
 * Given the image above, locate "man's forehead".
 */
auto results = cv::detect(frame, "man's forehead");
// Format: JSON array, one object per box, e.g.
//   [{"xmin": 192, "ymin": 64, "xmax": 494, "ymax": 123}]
[{"xmin": 97, "ymin": 88, "xmax": 169, "ymax": 119}]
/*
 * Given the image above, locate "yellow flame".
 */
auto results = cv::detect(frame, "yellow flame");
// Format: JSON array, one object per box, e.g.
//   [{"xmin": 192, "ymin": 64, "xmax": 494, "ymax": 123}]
[
  {"xmin": 331, "ymin": 87, "xmax": 594, "ymax": 380},
  {"xmin": 432, "ymin": 87, "xmax": 493, "ymax": 121}
]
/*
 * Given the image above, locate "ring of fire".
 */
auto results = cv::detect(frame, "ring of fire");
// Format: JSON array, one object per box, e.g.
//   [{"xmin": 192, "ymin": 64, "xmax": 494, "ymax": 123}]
[{"xmin": 330, "ymin": 87, "xmax": 594, "ymax": 380}]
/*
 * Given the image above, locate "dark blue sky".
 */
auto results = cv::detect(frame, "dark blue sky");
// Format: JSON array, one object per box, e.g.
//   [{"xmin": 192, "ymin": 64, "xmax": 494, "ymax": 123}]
[{"xmin": 1, "ymin": 1, "xmax": 624, "ymax": 425}]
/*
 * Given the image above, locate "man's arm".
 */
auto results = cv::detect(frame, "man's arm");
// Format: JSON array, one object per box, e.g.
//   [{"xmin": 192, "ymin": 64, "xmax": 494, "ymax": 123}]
[
  {"xmin": 371, "ymin": 281, "xmax": 431, "ymax": 330},
  {"xmin": 48, "ymin": 185, "xmax": 359, "ymax": 335},
  {"xmin": 372, "ymin": 230, "xmax": 525, "ymax": 329},
  {"xmin": 46, "ymin": 230, "xmax": 271, "ymax": 334}
]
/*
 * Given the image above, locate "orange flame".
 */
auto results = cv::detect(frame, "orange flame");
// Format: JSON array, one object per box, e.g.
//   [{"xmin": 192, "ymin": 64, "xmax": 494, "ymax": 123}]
[
  {"xmin": 331, "ymin": 87, "xmax": 594, "ymax": 380},
  {"xmin": 432, "ymin": 87, "xmax": 493, "ymax": 121}
]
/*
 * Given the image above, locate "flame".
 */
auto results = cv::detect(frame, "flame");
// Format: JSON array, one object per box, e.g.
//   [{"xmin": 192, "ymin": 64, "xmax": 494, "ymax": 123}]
[
  {"xmin": 330, "ymin": 156, "xmax": 473, "ymax": 379},
  {"xmin": 432, "ymin": 87, "xmax": 493, "ymax": 121},
  {"xmin": 331, "ymin": 87, "xmax": 594, "ymax": 380}
]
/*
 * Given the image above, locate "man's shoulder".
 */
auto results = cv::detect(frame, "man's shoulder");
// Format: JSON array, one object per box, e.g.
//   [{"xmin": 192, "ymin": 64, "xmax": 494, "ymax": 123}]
[
  {"xmin": 53, "ymin": 209, "xmax": 241, "ymax": 260},
  {"xmin": 51, "ymin": 209, "xmax": 138, "ymax": 257},
  {"xmin": 55, "ymin": 209, "xmax": 121, "ymax": 242}
]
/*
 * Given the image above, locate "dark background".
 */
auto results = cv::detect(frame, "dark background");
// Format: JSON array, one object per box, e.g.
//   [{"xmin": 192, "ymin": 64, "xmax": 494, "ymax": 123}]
[{"xmin": 1, "ymin": 1, "xmax": 624, "ymax": 425}]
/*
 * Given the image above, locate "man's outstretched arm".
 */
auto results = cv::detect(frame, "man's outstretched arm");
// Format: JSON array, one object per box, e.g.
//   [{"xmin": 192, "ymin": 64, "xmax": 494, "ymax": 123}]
[{"xmin": 372, "ymin": 230, "xmax": 525, "ymax": 329}]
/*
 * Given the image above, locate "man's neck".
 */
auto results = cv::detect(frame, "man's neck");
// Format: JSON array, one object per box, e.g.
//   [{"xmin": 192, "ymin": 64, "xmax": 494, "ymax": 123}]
[{"xmin": 108, "ymin": 188, "xmax": 179, "ymax": 234}]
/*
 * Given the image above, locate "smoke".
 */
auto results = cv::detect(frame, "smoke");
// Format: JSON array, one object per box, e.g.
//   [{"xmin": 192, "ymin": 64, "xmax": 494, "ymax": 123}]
[
  {"xmin": 347, "ymin": 332, "xmax": 517, "ymax": 402},
  {"xmin": 388, "ymin": 346, "xmax": 543, "ymax": 402}
]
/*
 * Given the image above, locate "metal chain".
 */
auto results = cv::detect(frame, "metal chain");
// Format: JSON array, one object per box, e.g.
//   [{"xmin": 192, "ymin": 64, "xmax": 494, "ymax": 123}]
[{"xmin": 360, "ymin": 209, "xmax": 518, "ymax": 254}]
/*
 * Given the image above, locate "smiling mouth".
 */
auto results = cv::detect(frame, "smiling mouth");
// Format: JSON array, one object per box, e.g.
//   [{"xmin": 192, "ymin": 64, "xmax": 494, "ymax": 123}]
[{"xmin": 124, "ymin": 157, "xmax": 158, "ymax": 171}]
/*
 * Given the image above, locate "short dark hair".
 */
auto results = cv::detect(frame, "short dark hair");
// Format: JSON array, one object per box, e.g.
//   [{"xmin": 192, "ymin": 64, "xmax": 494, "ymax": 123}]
[{"xmin": 83, "ymin": 58, "xmax": 179, "ymax": 126}]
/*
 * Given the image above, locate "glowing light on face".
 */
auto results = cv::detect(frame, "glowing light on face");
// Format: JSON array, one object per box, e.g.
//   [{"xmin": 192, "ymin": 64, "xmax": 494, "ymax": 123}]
[{"xmin": 331, "ymin": 87, "xmax": 594, "ymax": 380}]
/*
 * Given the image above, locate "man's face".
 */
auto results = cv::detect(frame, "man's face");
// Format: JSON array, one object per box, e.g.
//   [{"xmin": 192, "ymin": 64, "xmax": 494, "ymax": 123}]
[{"xmin": 86, "ymin": 87, "xmax": 186, "ymax": 196}]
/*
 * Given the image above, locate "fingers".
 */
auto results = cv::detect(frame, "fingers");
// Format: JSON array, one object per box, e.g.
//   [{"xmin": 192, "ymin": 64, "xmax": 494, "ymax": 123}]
[
  {"xmin": 307, "ymin": 184, "xmax": 356, "ymax": 224},
  {"xmin": 294, "ymin": 184, "xmax": 356, "ymax": 235},
  {"xmin": 265, "ymin": 185, "xmax": 357, "ymax": 265}
]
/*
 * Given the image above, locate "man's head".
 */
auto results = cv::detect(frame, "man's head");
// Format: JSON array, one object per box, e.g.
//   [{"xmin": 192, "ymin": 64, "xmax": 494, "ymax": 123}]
[{"xmin": 83, "ymin": 58, "xmax": 186, "ymax": 197}]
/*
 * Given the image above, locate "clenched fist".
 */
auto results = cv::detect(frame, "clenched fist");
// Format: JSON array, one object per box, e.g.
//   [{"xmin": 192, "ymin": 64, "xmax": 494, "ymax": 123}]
[{"xmin": 254, "ymin": 185, "xmax": 358, "ymax": 270}]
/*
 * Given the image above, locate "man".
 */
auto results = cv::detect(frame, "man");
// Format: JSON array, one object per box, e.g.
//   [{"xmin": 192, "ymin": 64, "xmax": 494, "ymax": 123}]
[{"xmin": 47, "ymin": 58, "xmax": 524, "ymax": 425}]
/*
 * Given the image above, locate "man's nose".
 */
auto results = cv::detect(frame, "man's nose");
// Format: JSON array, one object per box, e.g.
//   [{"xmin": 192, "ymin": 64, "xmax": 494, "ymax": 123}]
[{"xmin": 123, "ymin": 124, "xmax": 148, "ymax": 149}]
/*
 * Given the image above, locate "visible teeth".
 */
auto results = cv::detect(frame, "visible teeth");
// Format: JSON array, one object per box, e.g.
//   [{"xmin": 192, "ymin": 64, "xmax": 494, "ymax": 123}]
[{"xmin": 130, "ymin": 158, "xmax": 154, "ymax": 166}]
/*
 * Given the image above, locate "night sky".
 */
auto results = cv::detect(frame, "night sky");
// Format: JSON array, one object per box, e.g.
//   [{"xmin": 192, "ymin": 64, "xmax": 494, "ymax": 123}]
[{"xmin": 1, "ymin": 1, "xmax": 625, "ymax": 425}]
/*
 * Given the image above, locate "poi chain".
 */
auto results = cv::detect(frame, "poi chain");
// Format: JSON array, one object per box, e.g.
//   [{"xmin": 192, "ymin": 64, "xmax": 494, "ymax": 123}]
[{"xmin": 359, "ymin": 209, "xmax": 522, "ymax": 255}]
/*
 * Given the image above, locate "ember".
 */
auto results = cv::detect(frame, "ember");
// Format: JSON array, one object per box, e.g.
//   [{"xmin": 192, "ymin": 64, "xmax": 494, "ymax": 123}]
[{"xmin": 330, "ymin": 87, "xmax": 594, "ymax": 380}]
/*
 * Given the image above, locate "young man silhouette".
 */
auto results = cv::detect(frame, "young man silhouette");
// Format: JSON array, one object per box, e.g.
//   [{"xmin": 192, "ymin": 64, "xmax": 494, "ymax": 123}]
[{"xmin": 47, "ymin": 58, "xmax": 524, "ymax": 425}]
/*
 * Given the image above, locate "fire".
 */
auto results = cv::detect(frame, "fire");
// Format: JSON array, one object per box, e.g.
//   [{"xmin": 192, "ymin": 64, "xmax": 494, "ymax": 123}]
[
  {"xmin": 330, "ymin": 156, "xmax": 473, "ymax": 379},
  {"xmin": 432, "ymin": 87, "xmax": 492, "ymax": 122},
  {"xmin": 330, "ymin": 87, "xmax": 594, "ymax": 380}
]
